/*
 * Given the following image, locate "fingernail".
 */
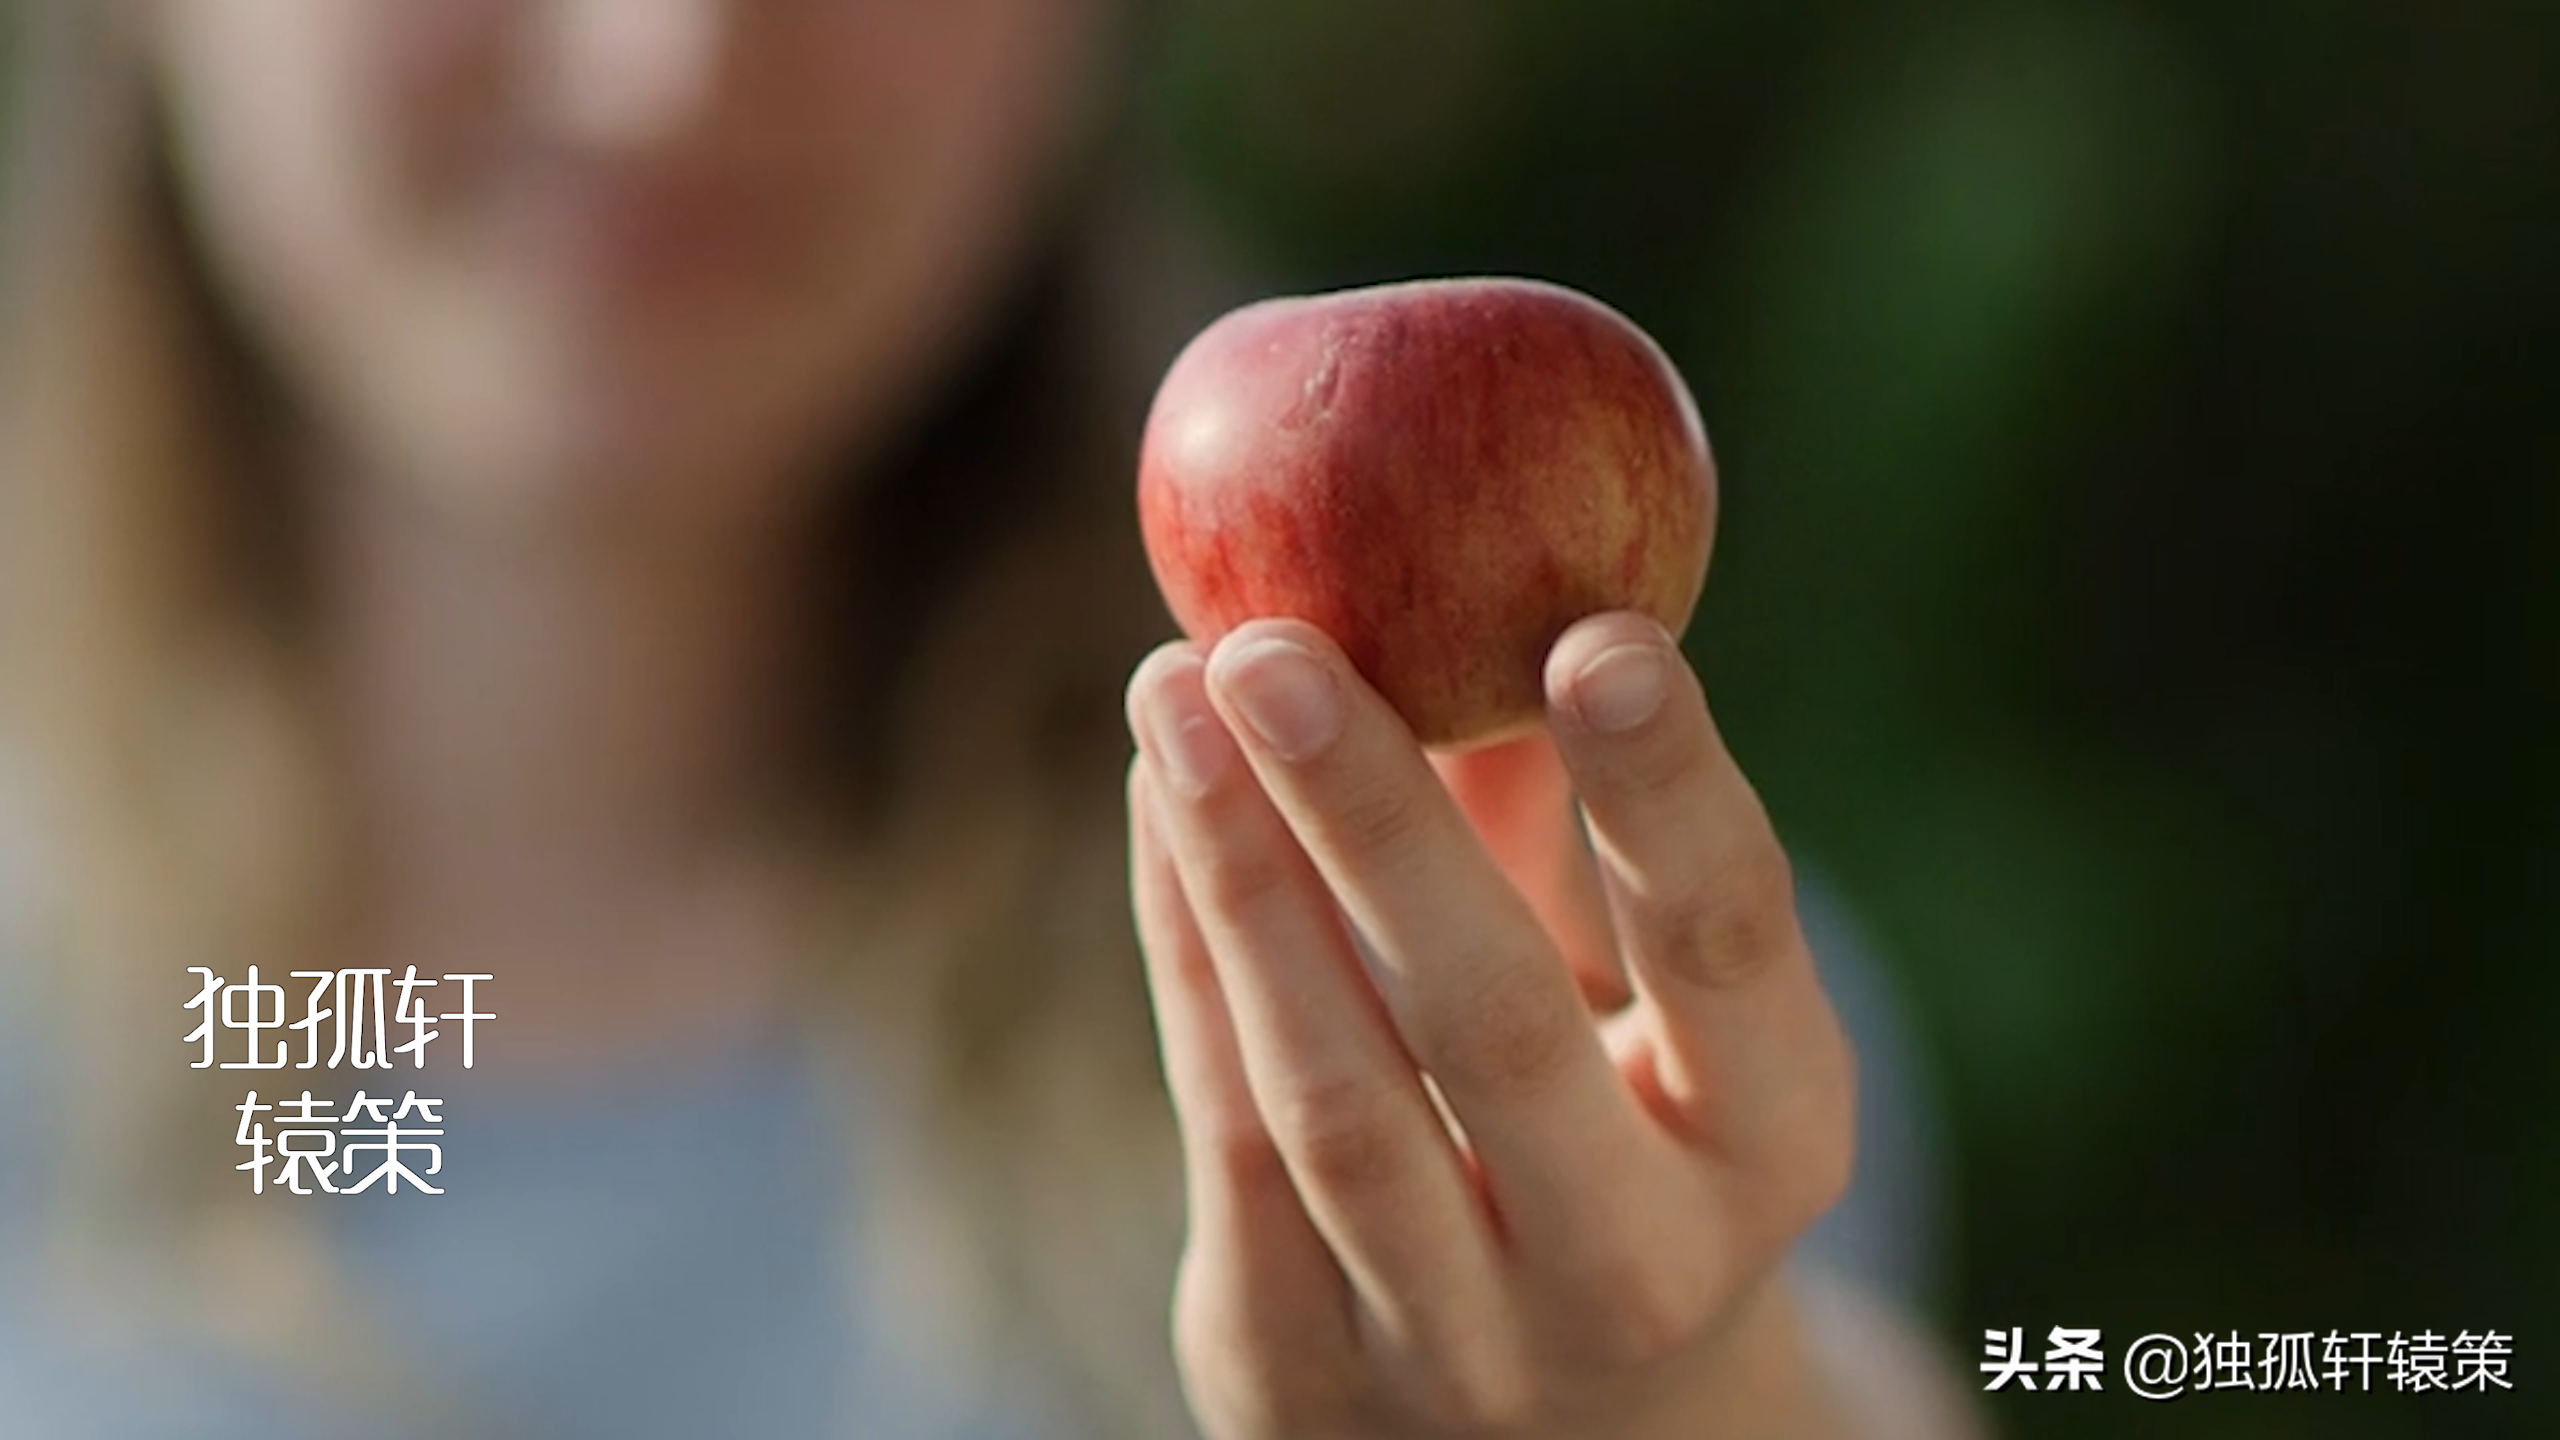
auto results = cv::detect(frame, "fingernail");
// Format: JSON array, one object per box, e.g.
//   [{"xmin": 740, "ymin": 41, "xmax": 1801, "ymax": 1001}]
[
  {"xmin": 1143, "ymin": 658, "xmax": 1237, "ymax": 797},
  {"xmin": 1214, "ymin": 637, "xmax": 1342, "ymax": 761},
  {"xmin": 1573, "ymin": 644, "xmax": 1667, "ymax": 734}
]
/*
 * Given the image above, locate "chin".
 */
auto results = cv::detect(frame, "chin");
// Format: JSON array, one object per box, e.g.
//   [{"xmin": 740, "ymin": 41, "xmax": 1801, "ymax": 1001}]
[
  {"xmin": 518, "ymin": 397, "xmax": 852, "ymax": 542},
  {"xmin": 391, "ymin": 298, "xmax": 900, "ymax": 543}
]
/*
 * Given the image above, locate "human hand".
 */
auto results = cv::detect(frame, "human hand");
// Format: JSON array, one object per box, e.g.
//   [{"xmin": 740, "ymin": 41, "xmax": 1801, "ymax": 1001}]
[{"xmin": 1125, "ymin": 613, "xmax": 1860, "ymax": 1439}]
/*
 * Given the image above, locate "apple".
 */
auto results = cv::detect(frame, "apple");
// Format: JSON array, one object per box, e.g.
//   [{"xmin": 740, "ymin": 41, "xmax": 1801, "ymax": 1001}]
[{"xmin": 1137, "ymin": 276, "xmax": 1717, "ymax": 749}]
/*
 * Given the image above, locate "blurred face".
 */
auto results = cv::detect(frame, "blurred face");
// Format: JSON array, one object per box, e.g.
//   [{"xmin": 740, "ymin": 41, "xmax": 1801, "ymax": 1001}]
[{"xmin": 148, "ymin": 0, "xmax": 1115, "ymax": 532}]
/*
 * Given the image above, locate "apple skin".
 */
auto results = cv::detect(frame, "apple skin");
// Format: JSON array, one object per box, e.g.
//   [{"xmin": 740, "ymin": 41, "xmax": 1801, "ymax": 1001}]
[{"xmin": 1137, "ymin": 276, "xmax": 1717, "ymax": 750}]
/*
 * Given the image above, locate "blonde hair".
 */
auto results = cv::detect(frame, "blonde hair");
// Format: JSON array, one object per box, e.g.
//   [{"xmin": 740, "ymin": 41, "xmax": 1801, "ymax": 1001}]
[{"xmin": 1, "ymin": 3, "xmax": 1201, "ymax": 1434}]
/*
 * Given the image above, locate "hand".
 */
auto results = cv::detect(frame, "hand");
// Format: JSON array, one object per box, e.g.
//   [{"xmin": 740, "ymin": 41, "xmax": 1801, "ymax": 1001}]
[{"xmin": 1124, "ymin": 613, "xmax": 1860, "ymax": 1439}]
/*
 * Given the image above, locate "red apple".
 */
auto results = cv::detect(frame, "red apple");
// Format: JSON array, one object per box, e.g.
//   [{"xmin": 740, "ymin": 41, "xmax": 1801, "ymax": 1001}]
[{"xmin": 1137, "ymin": 276, "xmax": 1717, "ymax": 749}]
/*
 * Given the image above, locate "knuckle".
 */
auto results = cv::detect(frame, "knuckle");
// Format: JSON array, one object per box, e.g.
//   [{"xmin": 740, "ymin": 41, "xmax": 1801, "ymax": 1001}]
[
  {"xmin": 1274, "ymin": 1077, "xmax": 1408, "ymax": 1196},
  {"xmin": 1421, "ymin": 954, "xmax": 1581, "ymax": 1101},
  {"xmin": 1203, "ymin": 1122, "xmax": 1292, "ymax": 1193},
  {"xmin": 1645, "ymin": 845, "xmax": 1800, "ymax": 990},
  {"xmin": 1557, "ymin": 1253, "xmax": 1715, "ymax": 1372},
  {"xmin": 1320, "ymin": 771, "xmax": 1431, "ymax": 869},
  {"xmin": 1190, "ymin": 830, "xmax": 1302, "ymax": 922},
  {"xmin": 1170, "ymin": 930, "xmax": 1222, "ymax": 995}
]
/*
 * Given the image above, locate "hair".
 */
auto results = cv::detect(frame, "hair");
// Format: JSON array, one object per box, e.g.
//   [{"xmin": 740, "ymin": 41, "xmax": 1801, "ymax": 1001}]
[{"xmin": 0, "ymin": 3, "xmax": 1208, "ymax": 1435}]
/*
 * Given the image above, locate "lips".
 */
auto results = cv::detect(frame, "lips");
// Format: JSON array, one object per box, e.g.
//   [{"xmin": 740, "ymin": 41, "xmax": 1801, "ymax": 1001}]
[{"xmin": 496, "ymin": 162, "xmax": 781, "ymax": 299}]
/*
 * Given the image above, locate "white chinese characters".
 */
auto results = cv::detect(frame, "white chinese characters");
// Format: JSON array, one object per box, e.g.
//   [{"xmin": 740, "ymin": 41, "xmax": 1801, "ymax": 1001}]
[
  {"xmin": 1978, "ymin": 1327, "xmax": 2103, "ymax": 1392},
  {"xmin": 187, "ymin": 967, "xmax": 492, "ymax": 1197},
  {"xmin": 1993, "ymin": 1326, "xmax": 2517, "ymax": 1400},
  {"xmin": 235, "ymin": 1090, "xmax": 447, "ymax": 1195},
  {"xmin": 186, "ymin": 966, "xmax": 493, "ymax": 1070}
]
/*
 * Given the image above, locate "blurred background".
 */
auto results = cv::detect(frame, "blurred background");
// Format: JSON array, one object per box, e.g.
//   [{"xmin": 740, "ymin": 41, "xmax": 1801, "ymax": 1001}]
[
  {"xmin": 5, "ymin": 1, "xmax": 2549, "ymax": 1436},
  {"xmin": 1136, "ymin": 2, "xmax": 2551, "ymax": 1438}
]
